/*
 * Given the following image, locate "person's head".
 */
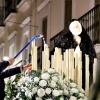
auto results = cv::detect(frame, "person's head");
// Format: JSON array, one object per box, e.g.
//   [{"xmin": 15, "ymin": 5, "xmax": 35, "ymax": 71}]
[
  {"xmin": 69, "ymin": 20, "xmax": 82, "ymax": 36},
  {"xmin": 63, "ymin": 19, "xmax": 89, "ymax": 38}
]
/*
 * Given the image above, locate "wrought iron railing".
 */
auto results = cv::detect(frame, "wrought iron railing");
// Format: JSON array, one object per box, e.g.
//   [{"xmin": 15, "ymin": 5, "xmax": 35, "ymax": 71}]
[
  {"xmin": 50, "ymin": 4, "xmax": 100, "ymax": 53},
  {"xmin": 78, "ymin": 4, "xmax": 100, "ymax": 44},
  {"xmin": 0, "ymin": 7, "xmax": 5, "ymax": 26},
  {"xmin": 5, "ymin": 0, "xmax": 21, "ymax": 19},
  {"xmin": 0, "ymin": 0, "xmax": 21, "ymax": 26}
]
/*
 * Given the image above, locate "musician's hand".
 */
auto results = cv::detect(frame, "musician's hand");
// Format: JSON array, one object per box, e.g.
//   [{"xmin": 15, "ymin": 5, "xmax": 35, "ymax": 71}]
[
  {"xmin": 23, "ymin": 63, "xmax": 32, "ymax": 70},
  {"xmin": 8, "ymin": 58, "xmax": 15, "ymax": 65}
]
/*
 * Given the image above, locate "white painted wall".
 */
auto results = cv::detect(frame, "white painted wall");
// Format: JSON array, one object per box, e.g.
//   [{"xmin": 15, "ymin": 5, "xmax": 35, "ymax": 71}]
[
  {"xmin": 50, "ymin": 0, "xmax": 65, "ymax": 37},
  {"xmin": 72, "ymin": 0, "xmax": 95, "ymax": 19}
]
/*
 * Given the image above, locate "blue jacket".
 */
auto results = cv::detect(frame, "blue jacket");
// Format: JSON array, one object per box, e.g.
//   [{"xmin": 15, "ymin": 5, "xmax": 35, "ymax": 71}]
[{"xmin": 0, "ymin": 61, "xmax": 21, "ymax": 99}]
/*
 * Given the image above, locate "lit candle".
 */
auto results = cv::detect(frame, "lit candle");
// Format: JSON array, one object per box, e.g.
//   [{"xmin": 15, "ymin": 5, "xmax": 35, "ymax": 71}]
[
  {"xmin": 51, "ymin": 55, "xmax": 54, "ymax": 69},
  {"xmin": 85, "ymin": 54, "xmax": 89, "ymax": 95},
  {"xmin": 69, "ymin": 49, "xmax": 74, "ymax": 80},
  {"xmin": 42, "ymin": 51, "xmax": 45, "ymax": 70},
  {"xmin": 75, "ymin": 53, "xmax": 78, "ymax": 83},
  {"xmin": 93, "ymin": 58, "xmax": 97, "ymax": 83},
  {"xmin": 64, "ymin": 50, "xmax": 68, "ymax": 81}
]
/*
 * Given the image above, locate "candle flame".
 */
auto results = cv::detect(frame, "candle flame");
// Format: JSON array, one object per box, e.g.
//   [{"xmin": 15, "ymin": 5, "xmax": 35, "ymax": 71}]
[{"xmin": 39, "ymin": 34, "xmax": 43, "ymax": 38}]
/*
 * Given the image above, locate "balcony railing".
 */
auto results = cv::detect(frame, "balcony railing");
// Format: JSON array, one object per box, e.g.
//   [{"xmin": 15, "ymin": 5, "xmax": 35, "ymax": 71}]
[
  {"xmin": 50, "ymin": 4, "xmax": 100, "ymax": 53},
  {"xmin": 78, "ymin": 4, "xmax": 100, "ymax": 44},
  {"xmin": 0, "ymin": 0, "xmax": 21, "ymax": 26},
  {"xmin": 5, "ymin": 0, "xmax": 21, "ymax": 19},
  {"xmin": 0, "ymin": 7, "xmax": 5, "ymax": 26}
]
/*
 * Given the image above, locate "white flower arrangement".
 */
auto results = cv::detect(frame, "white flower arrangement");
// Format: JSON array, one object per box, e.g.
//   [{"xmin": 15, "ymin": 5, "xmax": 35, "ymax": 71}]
[{"xmin": 5, "ymin": 68, "xmax": 88, "ymax": 100}]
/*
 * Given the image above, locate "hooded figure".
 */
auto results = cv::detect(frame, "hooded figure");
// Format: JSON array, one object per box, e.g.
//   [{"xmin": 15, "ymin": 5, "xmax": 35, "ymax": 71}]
[{"xmin": 53, "ymin": 19, "xmax": 97, "ymax": 89}]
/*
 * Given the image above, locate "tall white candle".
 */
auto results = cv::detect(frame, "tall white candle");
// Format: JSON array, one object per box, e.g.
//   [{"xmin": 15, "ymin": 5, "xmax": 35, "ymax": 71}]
[
  {"xmin": 42, "ymin": 51, "xmax": 45, "ymax": 70},
  {"xmin": 31, "ymin": 41, "xmax": 36, "ymax": 70},
  {"xmin": 93, "ymin": 58, "xmax": 97, "ymax": 83},
  {"xmin": 85, "ymin": 54, "xmax": 89, "ymax": 95},
  {"xmin": 75, "ymin": 53, "xmax": 78, "ymax": 83},
  {"xmin": 65, "ymin": 50, "xmax": 69, "ymax": 81}
]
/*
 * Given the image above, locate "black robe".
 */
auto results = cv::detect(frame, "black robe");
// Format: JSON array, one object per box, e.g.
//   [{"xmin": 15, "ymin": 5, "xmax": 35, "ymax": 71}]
[
  {"xmin": 0, "ymin": 61, "xmax": 21, "ymax": 100},
  {"xmin": 52, "ymin": 21, "xmax": 97, "ymax": 89}
]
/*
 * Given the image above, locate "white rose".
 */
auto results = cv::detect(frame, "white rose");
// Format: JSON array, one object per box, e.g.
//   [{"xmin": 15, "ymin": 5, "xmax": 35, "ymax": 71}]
[
  {"xmin": 27, "ymin": 92, "xmax": 32, "ymax": 98},
  {"xmin": 28, "ymin": 78, "xmax": 32, "ymax": 83},
  {"xmin": 25, "ymin": 82, "xmax": 28, "ymax": 86},
  {"xmin": 52, "ymin": 90, "xmax": 60, "ymax": 96},
  {"xmin": 11, "ymin": 75, "xmax": 16, "ymax": 82},
  {"xmin": 45, "ymin": 88, "xmax": 51, "ymax": 94},
  {"xmin": 52, "ymin": 76, "xmax": 58, "ymax": 82},
  {"xmin": 39, "ymin": 80, "xmax": 47, "ymax": 87},
  {"xmin": 48, "ymin": 68, "xmax": 55, "ymax": 73},
  {"xmin": 59, "ymin": 90, "xmax": 63, "ymax": 95},
  {"xmin": 64, "ymin": 89, "xmax": 69, "ymax": 95},
  {"xmin": 21, "ymin": 89, "xmax": 24, "ymax": 92},
  {"xmin": 16, "ymin": 93, "xmax": 20, "ymax": 98},
  {"xmin": 79, "ymin": 93, "xmax": 84, "ymax": 98},
  {"xmin": 60, "ymin": 97, "xmax": 64, "ymax": 100},
  {"xmin": 17, "ymin": 87, "xmax": 21, "ymax": 92},
  {"xmin": 37, "ymin": 88, "xmax": 45, "ymax": 97},
  {"xmin": 64, "ymin": 84, "xmax": 68, "ymax": 89},
  {"xmin": 78, "ymin": 98, "xmax": 84, "ymax": 100},
  {"xmin": 36, "ymin": 97, "xmax": 42, "ymax": 100},
  {"xmin": 23, "ymin": 87, "xmax": 28, "ymax": 91},
  {"xmin": 12, "ymin": 82, "xmax": 16, "ymax": 85},
  {"xmin": 77, "ymin": 86, "xmax": 85, "ymax": 93},
  {"xmin": 84, "ymin": 96, "xmax": 88, "ymax": 100},
  {"xmin": 49, "ymin": 80, "xmax": 56, "ymax": 88},
  {"xmin": 46, "ymin": 99, "xmax": 52, "ymax": 100},
  {"xmin": 58, "ymin": 79, "xmax": 64, "ymax": 86},
  {"xmin": 25, "ymin": 91, "xmax": 29, "ymax": 97},
  {"xmin": 4, "ymin": 78, "xmax": 9, "ymax": 84},
  {"xmin": 70, "ymin": 83, "xmax": 77, "ymax": 88},
  {"xmin": 34, "ymin": 77, "xmax": 40, "ymax": 83},
  {"xmin": 15, "ymin": 84, "xmax": 17, "ymax": 88},
  {"xmin": 32, "ymin": 87, "xmax": 37, "ymax": 94},
  {"xmin": 70, "ymin": 88, "xmax": 79, "ymax": 94},
  {"xmin": 19, "ymin": 98, "xmax": 22, "ymax": 100},
  {"xmin": 41, "ymin": 73, "xmax": 50, "ymax": 80},
  {"xmin": 69, "ymin": 96, "xmax": 77, "ymax": 100},
  {"xmin": 58, "ymin": 76, "xmax": 63, "ymax": 80}
]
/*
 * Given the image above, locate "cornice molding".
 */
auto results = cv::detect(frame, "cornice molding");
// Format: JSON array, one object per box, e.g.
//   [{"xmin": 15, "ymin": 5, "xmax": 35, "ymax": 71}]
[
  {"xmin": 37, "ymin": 0, "xmax": 50, "ymax": 12},
  {"xmin": 7, "ymin": 31, "xmax": 17, "ymax": 40},
  {"xmin": 0, "ymin": 43, "xmax": 5, "ymax": 49},
  {"xmin": 4, "ymin": 13, "xmax": 17, "ymax": 26},
  {"xmin": 0, "ymin": 27, "xmax": 4, "ymax": 38},
  {"xmin": 19, "ymin": 16, "xmax": 31, "ymax": 28},
  {"xmin": 17, "ymin": 0, "xmax": 30, "ymax": 12}
]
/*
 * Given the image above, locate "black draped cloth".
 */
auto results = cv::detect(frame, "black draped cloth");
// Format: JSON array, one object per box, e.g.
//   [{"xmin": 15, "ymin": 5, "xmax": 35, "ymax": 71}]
[{"xmin": 52, "ymin": 19, "xmax": 97, "ymax": 89}]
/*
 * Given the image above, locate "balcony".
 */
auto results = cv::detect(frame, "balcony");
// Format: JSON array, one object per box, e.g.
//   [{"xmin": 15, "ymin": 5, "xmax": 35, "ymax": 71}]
[
  {"xmin": 5, "ymin": 0, "xmax": 21, "ymax": 19},
  {"xmin": 16, "ymin": 0, "xmax": 34, "ymax": 12}
]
